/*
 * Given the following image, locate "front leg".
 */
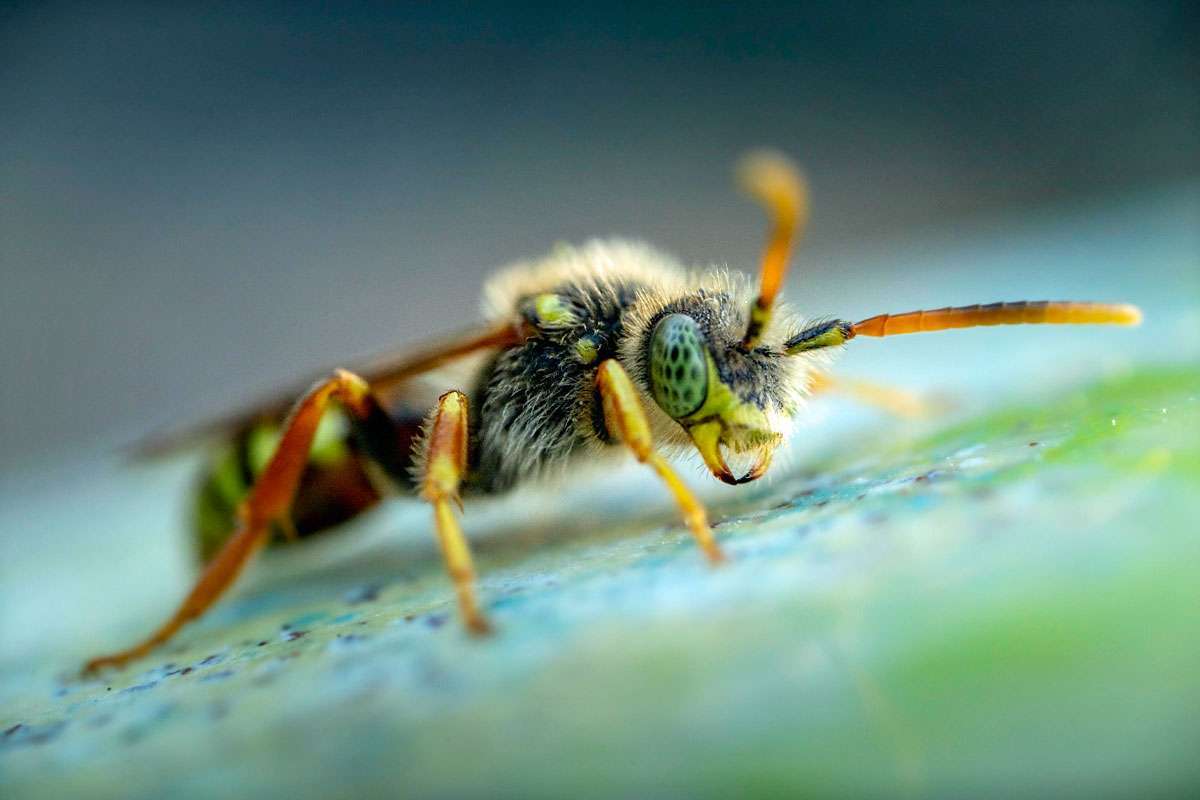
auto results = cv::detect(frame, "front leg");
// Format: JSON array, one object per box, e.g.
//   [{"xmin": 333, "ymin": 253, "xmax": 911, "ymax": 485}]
[{"xmin": 596, "ymin": 359, "xmax": 725, "ymax": 564}]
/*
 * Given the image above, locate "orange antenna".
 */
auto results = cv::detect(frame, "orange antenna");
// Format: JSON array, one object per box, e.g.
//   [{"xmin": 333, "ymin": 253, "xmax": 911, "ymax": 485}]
[
  {"xmin": 738, "ymin": 150, "xmax": 809, "ymax": 349},
  {"xmin": 851, "ymin": 301, "xmax": 1142, "ymax": 338},
  {"xmin": 785, "ymin": 301, "xmax": 1141, "ymax": 354}
]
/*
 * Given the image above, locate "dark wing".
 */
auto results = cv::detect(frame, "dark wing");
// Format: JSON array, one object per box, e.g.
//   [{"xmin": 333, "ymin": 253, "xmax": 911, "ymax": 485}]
[{"xmin": 133, "ymin": 321, "xmax": 528, "ymax": 458}]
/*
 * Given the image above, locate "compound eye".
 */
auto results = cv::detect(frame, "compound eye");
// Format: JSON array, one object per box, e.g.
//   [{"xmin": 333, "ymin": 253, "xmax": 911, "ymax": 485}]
[{"xmin": 649, "ymin": 314, "xmax": 709, "ymax": 419}]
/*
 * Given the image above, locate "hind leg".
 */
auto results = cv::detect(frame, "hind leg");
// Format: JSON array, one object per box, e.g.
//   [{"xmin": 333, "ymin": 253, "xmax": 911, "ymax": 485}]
[
  {"xmin": 84, "ymin": 370, "xmax": 387, "ymax": 673},
  {"xmin": 192, "ymin": 411, "xmax": 398, "ymax": 562}
]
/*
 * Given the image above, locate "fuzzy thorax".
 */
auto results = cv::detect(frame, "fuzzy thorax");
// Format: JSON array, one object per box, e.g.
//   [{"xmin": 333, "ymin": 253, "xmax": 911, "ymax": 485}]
[{"xmin": 479, "ymin": 239, "xmax": 831, "ymax": 485}]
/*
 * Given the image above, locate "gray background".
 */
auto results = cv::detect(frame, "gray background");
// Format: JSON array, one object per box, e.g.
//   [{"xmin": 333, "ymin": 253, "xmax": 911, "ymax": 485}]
[{"xmin": 2, "ymin": 1, "xmax": 1198, "ymax": 471}]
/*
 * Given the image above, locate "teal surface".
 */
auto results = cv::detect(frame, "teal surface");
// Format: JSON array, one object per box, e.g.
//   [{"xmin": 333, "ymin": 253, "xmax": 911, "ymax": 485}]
[{"xmin": 2, "ymin": 365, "xmax": 1197, "ymax": 798}]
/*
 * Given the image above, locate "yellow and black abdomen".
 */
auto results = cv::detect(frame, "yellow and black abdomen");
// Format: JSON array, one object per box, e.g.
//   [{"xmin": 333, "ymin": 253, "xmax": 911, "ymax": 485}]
[{"xmin": 190, "ymin": 409, "xmax": 390, "ymax": 563}]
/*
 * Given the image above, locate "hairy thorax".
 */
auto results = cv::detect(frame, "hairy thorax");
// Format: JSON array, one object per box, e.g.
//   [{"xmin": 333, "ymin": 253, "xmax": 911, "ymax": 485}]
[
  {"xmin": 468, "ymin": 241, "xmax": 678, "ymax": 492},
  {"xmin": 466, "ymin": 240, "xmax": 811, "ymax": 493}
]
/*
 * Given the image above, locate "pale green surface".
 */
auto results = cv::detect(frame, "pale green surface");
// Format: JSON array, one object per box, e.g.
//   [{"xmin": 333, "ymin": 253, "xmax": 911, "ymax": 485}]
[{"xmin": 2, "ymin": 365, "xmax": 1198, "ymax": 799}]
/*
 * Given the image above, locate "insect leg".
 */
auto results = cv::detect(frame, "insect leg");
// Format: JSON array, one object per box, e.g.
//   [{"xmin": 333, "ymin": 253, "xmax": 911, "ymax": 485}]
[
  {"xmin": 419, "ymin": 391, "xmax": 491, "ymax": 635},
  {"xmin": 807, "ymin": 373, "xmax": 931, "ymax": 419},
  {"xmin": 596, "ymin": 359, "xmax": 725, "ymax": 564},
  {"xmin": 83, "ymin": 369, "xmax": 378, "ymax": 674}
]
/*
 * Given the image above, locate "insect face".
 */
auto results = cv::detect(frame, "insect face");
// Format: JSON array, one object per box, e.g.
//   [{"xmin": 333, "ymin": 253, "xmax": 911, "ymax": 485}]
[{"xmin": 646, "ymin": 302, "xmax": 794, "ymax": 485}]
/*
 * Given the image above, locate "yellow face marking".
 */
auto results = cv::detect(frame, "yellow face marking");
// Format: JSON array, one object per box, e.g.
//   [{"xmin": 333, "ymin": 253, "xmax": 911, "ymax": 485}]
[
  {"xmin": 688, "ymin": 419, "xmax": 731, "ymax": 482},
  {"xmin": 680, "ymin": 353, "xmax": 780, "ymax": 485},
  {"xmin": 681, "ymin": 353, "xmax": 772, "ymax": 434}
]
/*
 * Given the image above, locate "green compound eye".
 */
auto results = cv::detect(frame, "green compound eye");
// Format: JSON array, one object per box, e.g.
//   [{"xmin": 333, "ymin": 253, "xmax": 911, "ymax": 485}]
[{"xmin": 649, "ymin": 314, "xmax": 709, "ymax": 419}]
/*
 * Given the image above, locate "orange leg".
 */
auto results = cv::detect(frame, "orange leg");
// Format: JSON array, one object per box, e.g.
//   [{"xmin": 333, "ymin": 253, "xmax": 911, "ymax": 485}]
[
  {"xmin": 808, "ymin": 373, "xmax": 931, "ymax": 419},
  {"xmin": 596, "ymin": 359, "xmax": 725, "ymax": 564},
  {"xmin": 83, "ymin": 370, "xmax": 374, "ymax": 674},
  {"xmin": 419, "ymin": 391, "xmax": 490, "ymax": 635}
]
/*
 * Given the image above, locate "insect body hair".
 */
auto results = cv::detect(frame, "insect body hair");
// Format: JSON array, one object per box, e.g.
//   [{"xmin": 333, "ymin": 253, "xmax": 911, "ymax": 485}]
[
  {"xmin": 618, "ymin": 264, "xmax": 818, "ymax": 449},
  {"xmin": 467, "ymin": 239, "xmax": 830, "ymax": 492}
]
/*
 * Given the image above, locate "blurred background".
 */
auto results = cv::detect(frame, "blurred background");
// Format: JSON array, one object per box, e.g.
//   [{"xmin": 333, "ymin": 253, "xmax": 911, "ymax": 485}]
[{"xmin": 2, "ymin": 1, "xmax": 1197, "ymax": 474}]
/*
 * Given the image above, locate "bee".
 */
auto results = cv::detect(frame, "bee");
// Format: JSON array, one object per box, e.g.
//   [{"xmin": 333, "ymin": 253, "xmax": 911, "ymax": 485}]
[{"xmin": 83, "ymin": 151, "xmax": 1141, "ymax": 673}]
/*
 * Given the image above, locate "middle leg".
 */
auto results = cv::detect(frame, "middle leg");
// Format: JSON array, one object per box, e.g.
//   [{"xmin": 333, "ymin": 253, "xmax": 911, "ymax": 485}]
[{"xmin": 419, "ymin": 390, "xmax": 492, "ymax": 635}]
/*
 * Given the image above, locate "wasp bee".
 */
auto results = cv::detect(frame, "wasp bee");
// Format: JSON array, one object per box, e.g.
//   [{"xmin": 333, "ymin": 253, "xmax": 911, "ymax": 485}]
[{"xmin": 84, "ymin": 152, "xmax": 1141, "ymax": 673}]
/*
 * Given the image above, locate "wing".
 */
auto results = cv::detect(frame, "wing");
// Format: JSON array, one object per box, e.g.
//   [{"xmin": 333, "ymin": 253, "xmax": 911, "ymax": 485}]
[{"xmin": 133, "ymin": 321, "xmax": 528, "ymax": 458}]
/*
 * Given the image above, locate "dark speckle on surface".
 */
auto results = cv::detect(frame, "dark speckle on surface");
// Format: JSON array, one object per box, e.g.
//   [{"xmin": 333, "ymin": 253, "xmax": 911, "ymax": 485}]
[
  {"xmin": 425, "ymin": 613, "xmax": 448, "ymax": 629},
  {"xmin": 328, "ymin": 634, "xmax": 368, "ymax": 653},
  {"xmin": 283, "ymin": 630, "xmax": 308, "ymax": 642},
  {"xmin": 198, "ymin": 654, "xmax": 223, "ymax": 667},
  {"xmin": 343, "ymin": 584, "xmax": 382, "ymax": 604},
  {"xmin": 121, "ymin": 681, "xmax": 158, "ymax": 694},
  {"xmin": 284, "ymin": 612, "xmax": 329, "ymax": 629},
  {"xmin": 913, "ymin": 469, "xmax": 948, "ymax": 484},
  {"xmin": 0, "ymin": 720, "xmax": 67, "ymax": 750},
  {"xmin": 200, "ymin": 669, "xmax": 235, "ymax": 684}
]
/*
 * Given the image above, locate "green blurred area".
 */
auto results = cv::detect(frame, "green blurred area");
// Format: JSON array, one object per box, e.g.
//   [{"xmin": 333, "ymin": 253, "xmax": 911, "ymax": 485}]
[{"xmin": 2, "ymin": 365, "xmax": 1197, "ymax": 798}]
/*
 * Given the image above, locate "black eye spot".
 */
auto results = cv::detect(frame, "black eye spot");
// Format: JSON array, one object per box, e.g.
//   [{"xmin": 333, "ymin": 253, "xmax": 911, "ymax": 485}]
[{"xmin": 670, "ymin": 345, "xmax": 680, "ymax": 361}]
